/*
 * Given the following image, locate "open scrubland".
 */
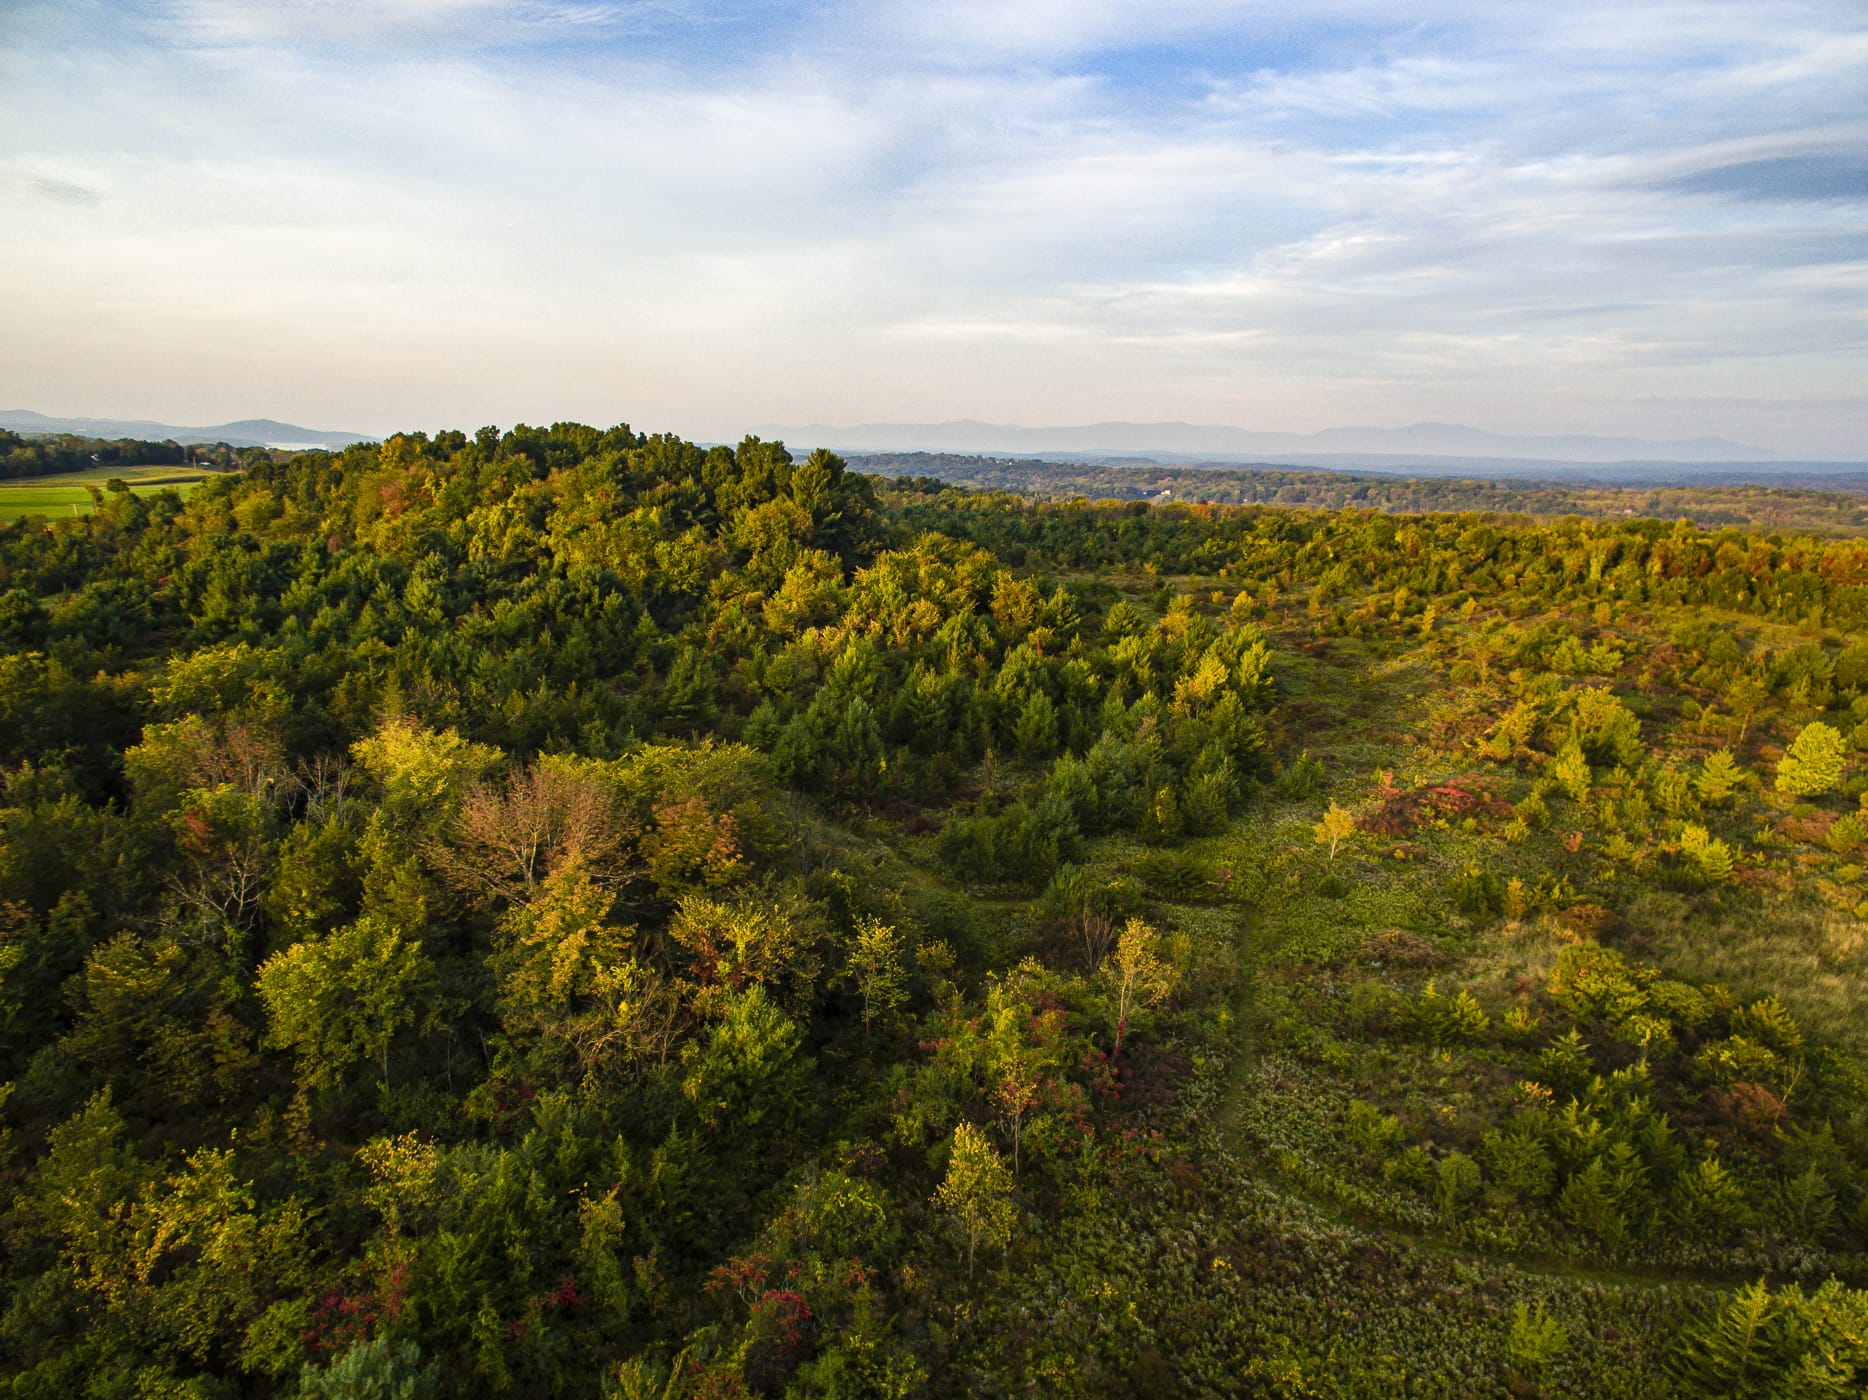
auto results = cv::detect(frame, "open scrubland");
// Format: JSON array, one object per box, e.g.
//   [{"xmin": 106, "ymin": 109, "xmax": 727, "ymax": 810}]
[{"xmin": 5, "ymin": 424, "xmax": 1868, "ymax": 1395}]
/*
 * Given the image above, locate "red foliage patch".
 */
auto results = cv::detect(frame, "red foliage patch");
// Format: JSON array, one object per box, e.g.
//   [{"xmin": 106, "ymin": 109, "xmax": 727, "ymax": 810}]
[
  {"xmin": 1559, "ymin": 903, "xmax": 1616, "ymax": 940},
  {"xmin": 1362, "ymin": 778, "xmax": 1508, "ymax": 837},
  {"xmin": 1781, "ymin": 813, "xmax": 1833, "ymax": 846},
  {"xmin": 751, "ymin": 1289, "xmax": 812, "ymax": 1347},
  {"xmin": 645, "ymin": 793, "xmax": 745, "ymax": 886},
  {"xmin": 301, "ymin": 1285, "xmax": 379, "ymax": 1357},
  {"xmin": 1359, "ymin": 929, "xmax": 1447, "ymax": 967},
  {"xmin": 1081, "ymin": 1044, "xmax": 1121, "ymax": 1101},
  {"xmin": 705, "ymin": 1252, "xmax": 772, "ymax": 1304},
  {"xmin": 1710, "ymin": 1081, "xmax": 1787, "ymax": 1136}
]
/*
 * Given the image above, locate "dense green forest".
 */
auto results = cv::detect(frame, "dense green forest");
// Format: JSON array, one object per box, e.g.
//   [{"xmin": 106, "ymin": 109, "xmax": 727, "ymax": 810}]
[
  {"xmin": 7, "ymin": 421, "xmax": 1868, "ymax": 1396},
  {"xmin": 853, "ymin": 452, "xmax": 1868, "ymax": 538}
]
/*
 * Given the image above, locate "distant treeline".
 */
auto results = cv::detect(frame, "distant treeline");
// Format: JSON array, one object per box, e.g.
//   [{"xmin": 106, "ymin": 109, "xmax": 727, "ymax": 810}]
[
  {"xmin": 0, "ymin": 430, "xmax": 250, "ymax": 481},
  {"xmin": 851, "ymin": 452, "xmax": 1868, "ymax": 537}
]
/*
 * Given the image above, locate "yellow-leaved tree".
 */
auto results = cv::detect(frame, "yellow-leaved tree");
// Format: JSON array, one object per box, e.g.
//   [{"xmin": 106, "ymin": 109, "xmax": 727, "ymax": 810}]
[
  {"xmin": 1101, "ymin": 917, "xmax": 1176, "ymax": 1056},
  {"xmin": 1315, "ymin": 800, "xmax": 1357, "ymax": 862},
  {"xmin": 846, "ymin": 916, "xmax": 907, "ymax": 1037},
  {"xmin": 933, "ymin": 1123, "xmax": 1015, "ymax": 1277}
]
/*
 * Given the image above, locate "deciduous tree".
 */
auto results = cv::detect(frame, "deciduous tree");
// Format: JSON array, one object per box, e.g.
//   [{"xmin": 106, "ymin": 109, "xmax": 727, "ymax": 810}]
[
  {"xmin": 1315, "ymin": 800, "xmax": 1357, "ymax": 862},
  {"xmin": 846, "ymin": 917, "xmax": 906, "ymax": 1037},
  {"xmin": 1101, "ymin": 917, "xmax": 1175, "ymax": 1057},
  {"xmin": 932, "ymin": 1123, "xmax": 1014, "ymax": 1277},
  {"xmin": 257, "ymin": 914, "xmax": 436, "ymax": 1094}
]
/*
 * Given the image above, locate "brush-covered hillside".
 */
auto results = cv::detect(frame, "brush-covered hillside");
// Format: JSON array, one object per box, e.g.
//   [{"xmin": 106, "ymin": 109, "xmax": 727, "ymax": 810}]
[{"xmin": 6, "ymin": 422, "xmax": 1868, "ymax": 1397}]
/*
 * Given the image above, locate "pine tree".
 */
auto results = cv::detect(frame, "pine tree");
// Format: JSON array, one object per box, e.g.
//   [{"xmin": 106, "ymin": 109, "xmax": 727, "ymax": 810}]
[
  {"xmin": 1557, "ymin": 1156, "xmax": 1626, "ymax": 1248},
  {"xmin": 1730, "ymin": 995, "xmax": 1803, "ymax": 1056},
  {"xmin": 1013, "ymin": 691, "xmax": 1059, "ymax": 760},
  {"xmin": 1777, "ymin": 722, "xmax": 1847, "ymax": 797},
  {"xmin": 1670, "ymin": 1281, "xmax": 1776, "ymax": 1394},
  {"xmin": 1673, "ymin": 1155, "xmax": 1750, "ymax": 1239},
  {"xmin": 1552, "ymin": 742, "xmax": 1592, "ymax": 803},
  {"xmin": 1435, "ymin": 1151, "xmax": 1481, "ymax": 1219},
  {"xmin": 1506, "ymin": 1300, "xmax": 1568, "ymax": 1383},
  {"xmin": 300, "ymin": 1337, "xmax": 440, "ymax": 1399},
  {"xmin": 1772, "ymin": 1166, "xmax": 1837, "ymax": 1245},
  {"xmin": 1680, "ymin": 823, "xmax": 1735, "ymax": 883},
  {"xmin": 1695, "ymin": 749, "xmax": 1744, "ymax": 805},
  {"xmin": 1724, "ymin": 675, "xmax": 1770, "ymax": 743},
  {"xmin": 1652, "ymin": 764, "xmax": 1694, "ymax": 816}
]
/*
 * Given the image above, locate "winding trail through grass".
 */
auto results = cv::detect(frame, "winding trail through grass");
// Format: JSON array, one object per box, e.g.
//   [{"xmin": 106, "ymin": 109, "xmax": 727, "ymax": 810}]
[{"xmin": 1208, "ymin": 624, "xmax": 1728, "ymax": 1297}]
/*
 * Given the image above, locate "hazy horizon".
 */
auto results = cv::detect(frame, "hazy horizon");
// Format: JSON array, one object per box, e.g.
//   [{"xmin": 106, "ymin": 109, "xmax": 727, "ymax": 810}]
[
  {"xmin": 18, "ymin": 405, "xmax": 1868, "ymax": 469},
  {"xmin": 2, "ymin": 1, "xmax": 1864, "ymax": 456}
]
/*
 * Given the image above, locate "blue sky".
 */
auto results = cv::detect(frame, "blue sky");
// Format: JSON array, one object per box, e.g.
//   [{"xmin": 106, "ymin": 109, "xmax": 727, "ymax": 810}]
[{"xmin": 1, "ymin": 0, "xmax": 1863, "ymax": 454}]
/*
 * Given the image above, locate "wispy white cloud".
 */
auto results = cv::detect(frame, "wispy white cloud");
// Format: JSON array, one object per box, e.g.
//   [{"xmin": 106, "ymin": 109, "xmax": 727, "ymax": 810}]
[{"xmin": 156, "ymin": 0, "xmax": 712, "ymax": 48}]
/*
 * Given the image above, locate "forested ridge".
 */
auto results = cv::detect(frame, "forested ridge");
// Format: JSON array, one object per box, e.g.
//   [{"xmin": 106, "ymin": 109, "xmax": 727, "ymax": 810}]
[{"xmin": 7, "ymin": 421, "xmax": 1868, "ymax": 1396}]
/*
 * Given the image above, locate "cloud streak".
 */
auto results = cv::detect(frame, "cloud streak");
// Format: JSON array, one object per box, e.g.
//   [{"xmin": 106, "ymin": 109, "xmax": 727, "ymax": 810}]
[{"xmin": 1661, "ymin": 151, "xmax": 1868, "ymax": 203}]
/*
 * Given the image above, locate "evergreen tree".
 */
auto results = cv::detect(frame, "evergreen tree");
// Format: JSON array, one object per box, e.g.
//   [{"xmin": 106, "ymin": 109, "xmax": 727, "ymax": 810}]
[{"xmin": 1777, "ymin": 722, "xmax": 1847, "ymax": 797}]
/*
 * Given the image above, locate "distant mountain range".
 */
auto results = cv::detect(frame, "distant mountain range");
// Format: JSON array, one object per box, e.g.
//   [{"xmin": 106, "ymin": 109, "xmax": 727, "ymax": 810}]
[
  {"xmin": 0, "ymin": 410, "xmax": 374, "ymax": 450},
  {"xmin": 759, "ymin": 418, "xmax": 1807, "ymax": 467}
]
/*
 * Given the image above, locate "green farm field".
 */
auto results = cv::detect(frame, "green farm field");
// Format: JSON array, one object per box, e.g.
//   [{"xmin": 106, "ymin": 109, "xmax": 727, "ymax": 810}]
[{"xmin": 0, "ymin": 464, "xmax": 214, "ymax": 521}]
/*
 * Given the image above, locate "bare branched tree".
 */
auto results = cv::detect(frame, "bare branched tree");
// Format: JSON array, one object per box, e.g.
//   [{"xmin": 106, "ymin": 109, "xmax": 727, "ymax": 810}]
[
  {"xmin": 431, "ymin": 762, "xmax": 640, "ymax": 907},
  {"xmin": 289, "ymin": 752, "xmax": 354, "ymax": 824}
]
